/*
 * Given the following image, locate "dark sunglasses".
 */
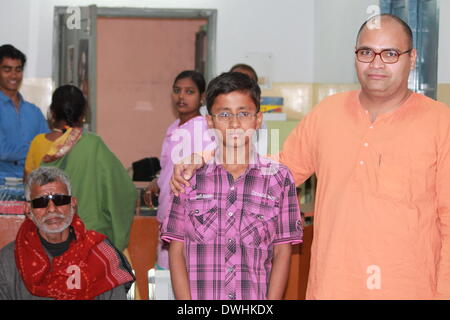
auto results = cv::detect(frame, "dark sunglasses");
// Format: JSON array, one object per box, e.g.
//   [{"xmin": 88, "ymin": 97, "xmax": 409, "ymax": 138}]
[{"xmin": 30, "ymin": 194, "xmax": 72, "ymax": 209}]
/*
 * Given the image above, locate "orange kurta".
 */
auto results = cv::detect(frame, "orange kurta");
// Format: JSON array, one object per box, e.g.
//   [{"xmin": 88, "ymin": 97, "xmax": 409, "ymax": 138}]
[{"xmin": 280, "ymin": 90, "xmax": 450, "ymax": 299}]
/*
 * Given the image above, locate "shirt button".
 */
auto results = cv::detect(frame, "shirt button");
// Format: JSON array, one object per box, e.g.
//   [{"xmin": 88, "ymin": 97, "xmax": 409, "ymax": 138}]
[
  {"xmin": 227, "ymin": 266, "xmax": 234, "ymax": 272},
  {"xmin": 228, "ymin": 238, "xmax": 234, "ymax": 244},
  {"xmin": 230, "ymin": 186, "xmax": 235, "ymax": 191},
  {"xmin": 228, "ymin": 293, "xmax": 235, "ymax": 300},
  {"xmin": 360, "ymin": 160, "xmax": 365, "ymax": 165},
  {"xmin": 363, "ymin": 142, "xmax": 369, "ymax": 147},
  {"xmin": 228, "ymin": 211, "xmax": 234, "ymax": 217}
]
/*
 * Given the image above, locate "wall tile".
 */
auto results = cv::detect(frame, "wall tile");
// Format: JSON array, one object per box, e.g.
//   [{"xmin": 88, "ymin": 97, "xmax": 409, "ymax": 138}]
[{"xmin": 438, "ymin": 84, "xmax": 450, "ymax": 107}]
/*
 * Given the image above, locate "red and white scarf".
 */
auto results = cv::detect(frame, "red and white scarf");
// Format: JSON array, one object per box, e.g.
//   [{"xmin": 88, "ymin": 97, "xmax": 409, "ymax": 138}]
[
  {"xmin": 14, "ymin": 214, "xmax": 134, "ymax": 300},
  {"xmin": 42, "ymin": 127, "xmax": 83, "ymax": 163}
]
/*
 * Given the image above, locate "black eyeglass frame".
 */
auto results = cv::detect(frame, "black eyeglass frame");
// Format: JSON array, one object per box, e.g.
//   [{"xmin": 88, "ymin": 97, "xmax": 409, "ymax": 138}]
[
  {"xmin": 29, "ymin": 194, "xmax": 72, "ymax": 209},
  {"xmin": 210, "ymin": 112, "xmax": 258, "ymax": 122}
]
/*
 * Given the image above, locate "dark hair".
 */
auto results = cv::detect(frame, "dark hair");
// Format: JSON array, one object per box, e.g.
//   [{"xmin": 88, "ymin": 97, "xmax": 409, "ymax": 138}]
[
  {"xmin": 206, "ymin": 72, "xmax": 261, "ymax": 115},
  {"xmin": 357, "ymin": 14, "xmax": 413, "ymax": 49},
  {"xmin": 0, "ymin": 44, "xmax": 26, "ymax": 67},
  {"xmin": 229, "ymin": 63, "xmax": 258, "ymax": 83},
  {"xmin": 50, "ymin": 85, "xmax": 87, "ymax": 128},
  {"xmin": 173, "ymin": 70, "xmax": 206, "ymax": 94}
]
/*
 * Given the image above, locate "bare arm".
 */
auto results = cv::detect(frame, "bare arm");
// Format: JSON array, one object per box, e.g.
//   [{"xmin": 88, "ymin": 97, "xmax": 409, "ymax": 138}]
[
  {"xmin": 267, "ymin": 243, "xmax": 292, "ymax": 300},
  {"xmin": 169, "ymin": 240, "xmax": 191, "ymax": 300},
  {"xmin": 169, "ymin": 152, "xmax": 206, "ymax": 196},
  {"xmin": 143, "ymin": 179, "xmax": 159, "ymax": 207}
]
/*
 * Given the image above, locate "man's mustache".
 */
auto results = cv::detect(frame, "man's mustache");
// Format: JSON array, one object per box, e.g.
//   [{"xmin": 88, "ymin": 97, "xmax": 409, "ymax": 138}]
[{"xmin": 41, "ymin": 212, "xmax": 66, "ymax": 223}]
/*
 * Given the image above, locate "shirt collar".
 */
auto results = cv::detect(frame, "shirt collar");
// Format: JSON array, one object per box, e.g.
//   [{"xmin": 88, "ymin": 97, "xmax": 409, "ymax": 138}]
[
  {"xmin": 354, "ymin": 89, "xmax": 417, "ymax": 121},
  {"xmin": 177, "ymin": 115, "xmax": 204, "ymax": 128},
  {"xmin": 204, "ymin": 150, "xmax": 273, "ymax": 176},
  {"xmin": 0, "ymin": 90, "xmax": 22, "ymax": 104}
]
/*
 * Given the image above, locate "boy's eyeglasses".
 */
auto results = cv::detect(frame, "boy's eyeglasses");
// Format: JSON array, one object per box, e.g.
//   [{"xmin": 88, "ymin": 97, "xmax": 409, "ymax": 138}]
[
  {"xmin": 211, "ymin": 112, "xmax": 258, "ymax": 122},
  {"xmin": 30, "ymin": 194, "xmax": 72, "ymax": 209}
]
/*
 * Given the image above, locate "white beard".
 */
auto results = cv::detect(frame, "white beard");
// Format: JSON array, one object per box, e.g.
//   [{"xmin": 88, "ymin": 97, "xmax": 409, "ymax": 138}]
[{"xmin": 30, "ymin": 207, "xmax": 75, "ymax": 234}]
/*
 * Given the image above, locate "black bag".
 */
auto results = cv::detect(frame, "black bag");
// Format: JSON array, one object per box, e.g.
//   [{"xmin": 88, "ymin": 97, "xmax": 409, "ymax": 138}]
[{"xmin": 132, "ymin": 157, "xmax": 161, "ymax": 182}]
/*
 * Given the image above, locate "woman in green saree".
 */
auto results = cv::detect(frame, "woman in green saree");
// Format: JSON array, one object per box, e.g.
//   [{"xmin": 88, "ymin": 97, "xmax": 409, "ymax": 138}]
[{"xmin": 25, "ymin": 85, "xmax": 136, "ymax": 251}]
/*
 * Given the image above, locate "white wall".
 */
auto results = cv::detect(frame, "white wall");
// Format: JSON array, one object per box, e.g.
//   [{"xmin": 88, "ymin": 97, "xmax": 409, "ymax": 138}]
[
  {"xmin": 313, "ymin": 0, "xmax": 380, "ymax": 83},
  {"xmin": 0, "ymin": 0, "xmax": 315, "ymax": 83},
  {"xmin": 0, "ymin": 0, "xmax": 448, "ymax": 86},
  {"xmin": 438, "ymin": 0, "xmax": 450, "ymax": 83}
]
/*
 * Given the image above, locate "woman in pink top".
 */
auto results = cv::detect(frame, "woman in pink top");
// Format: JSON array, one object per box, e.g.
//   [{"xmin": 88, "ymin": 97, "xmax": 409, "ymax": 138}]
[{"xmin": 144, "ymin": 70, "xmax": 211, "ymax": 269}]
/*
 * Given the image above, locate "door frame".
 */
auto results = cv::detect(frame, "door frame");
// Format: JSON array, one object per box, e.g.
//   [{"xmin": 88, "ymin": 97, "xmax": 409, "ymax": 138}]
[{"xmin": 53, "ymin": 6, "xmax": 217, "ymax": 132}]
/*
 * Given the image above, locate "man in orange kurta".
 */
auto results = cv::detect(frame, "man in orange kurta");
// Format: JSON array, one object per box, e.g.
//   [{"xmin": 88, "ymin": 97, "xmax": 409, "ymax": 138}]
[{"xmin": 279, "ymin": 15, "xmax": 450, "ymax": 299}]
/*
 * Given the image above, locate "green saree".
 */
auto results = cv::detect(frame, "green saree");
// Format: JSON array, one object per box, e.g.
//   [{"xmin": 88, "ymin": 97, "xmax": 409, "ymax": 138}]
[{"xmin": 43, "ymin": 133, "xmax": 136, "ymax": 251}]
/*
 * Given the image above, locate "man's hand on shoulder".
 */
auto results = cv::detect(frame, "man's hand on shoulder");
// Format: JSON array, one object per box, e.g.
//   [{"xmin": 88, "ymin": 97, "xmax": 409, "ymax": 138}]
[{"xmin": 170, "ymin": 152, "xmax": 207, "ymax": 196}]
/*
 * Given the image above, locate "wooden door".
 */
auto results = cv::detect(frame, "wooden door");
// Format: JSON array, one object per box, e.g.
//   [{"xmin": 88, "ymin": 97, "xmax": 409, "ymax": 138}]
[{"xmin": 96, "ymin": 17, "xmax": 207, "ymax": 169}]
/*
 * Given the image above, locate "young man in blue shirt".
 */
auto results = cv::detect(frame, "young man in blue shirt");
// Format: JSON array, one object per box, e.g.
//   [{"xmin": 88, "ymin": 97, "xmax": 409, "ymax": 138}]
[{"xmin": 0, "ymin": 44, "xmax": 49, "ymax": 182}]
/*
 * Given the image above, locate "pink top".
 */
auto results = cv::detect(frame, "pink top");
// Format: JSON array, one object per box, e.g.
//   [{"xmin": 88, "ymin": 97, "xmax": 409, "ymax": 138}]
[
  {"xmin": 161, "ymin": 155, "xmax": 302, "ymax": 300},
  {"xmin": 156, "ymin": 116, "xmax": 212, "ymax": 224}
]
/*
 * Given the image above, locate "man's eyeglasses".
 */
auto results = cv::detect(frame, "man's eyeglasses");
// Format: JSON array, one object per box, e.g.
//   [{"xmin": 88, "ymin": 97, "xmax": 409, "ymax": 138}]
[
  {"xmin": 211, "ymin": 111, "xmax": 258, "ymax": 122},
  {"xmin": 30, "ymin": 194, "xmax": 72, "ymax": 209},
  {"xmin": 355, "ymin": 48, "xmax": 413, "ymax": 64}
]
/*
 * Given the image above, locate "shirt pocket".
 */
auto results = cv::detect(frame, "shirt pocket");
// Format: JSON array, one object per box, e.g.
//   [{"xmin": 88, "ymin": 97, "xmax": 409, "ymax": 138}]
[
  {"xmin": 376, "ymin": 153, "xmax": 410, "ymax": 200},
  {"xmin": 186, "ymin": 199, "xmax": 218, "ymax": 243},
  {"xmin": 240, "ymin": 200, "xmax": 278, "ymax": 248}
]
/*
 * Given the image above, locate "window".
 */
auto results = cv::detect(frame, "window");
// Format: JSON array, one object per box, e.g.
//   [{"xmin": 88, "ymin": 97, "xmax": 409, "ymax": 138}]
[{"xmin": 381, "ymin": 0, "xmax": 439, "ymax": 99}]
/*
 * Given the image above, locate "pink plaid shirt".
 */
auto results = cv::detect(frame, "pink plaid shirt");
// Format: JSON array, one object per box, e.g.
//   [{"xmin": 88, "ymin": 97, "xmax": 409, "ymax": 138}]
[{"xmin": 161, "ymin": 155, "xmax": 302, "ymax": 300}]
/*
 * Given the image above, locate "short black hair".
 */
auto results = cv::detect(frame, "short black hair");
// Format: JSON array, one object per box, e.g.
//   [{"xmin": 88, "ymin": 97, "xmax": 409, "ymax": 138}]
[
  {"xmin": 356, "ymin": 14, "xmax": 413, "ymax": 49},
  {"xmin": 0, "ymin": 44, "xmax": 26, "ymax": 67},
  {"xmin": 173, "ymin": 70, "xmax": 206, "ymax": 94},
  {"xmin": 229, "ymin": 63, "xmax": 258, "ymax": 83},
  {"xmin": 50, "ymin": 85, "xmax": 87, "ymax": 127},
  {"xmin": 206, "ymin": 72, "xmax": 261, "ymax": 115}
]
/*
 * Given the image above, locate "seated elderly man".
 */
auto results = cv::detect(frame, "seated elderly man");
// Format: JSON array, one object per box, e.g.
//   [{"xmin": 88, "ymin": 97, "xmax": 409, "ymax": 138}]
[{"xmin": 0, "ymin": 167, "xmax": 135, "ymax": 300}]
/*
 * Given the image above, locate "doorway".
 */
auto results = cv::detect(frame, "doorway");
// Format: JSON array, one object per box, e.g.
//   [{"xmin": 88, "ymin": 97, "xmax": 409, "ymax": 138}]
[{"xmin": 53, "ymin": 7, "xmax": 217, "ymax": 168}]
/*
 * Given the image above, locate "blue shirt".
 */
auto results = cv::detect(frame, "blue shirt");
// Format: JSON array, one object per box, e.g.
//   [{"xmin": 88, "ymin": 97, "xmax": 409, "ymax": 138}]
[{"xmin": 0, "ymin": 90, "xmax": 49, "ymax": 181}]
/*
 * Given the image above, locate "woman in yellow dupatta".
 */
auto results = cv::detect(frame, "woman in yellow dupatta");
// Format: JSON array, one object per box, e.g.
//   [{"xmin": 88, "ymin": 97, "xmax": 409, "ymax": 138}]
[
  {"xmin": 24, "ymin": 85, "xmax": 84, "ymax": 176},
  {"xmin": 24, "ymin": 85, "xmax": 136, "ymax": 253}
]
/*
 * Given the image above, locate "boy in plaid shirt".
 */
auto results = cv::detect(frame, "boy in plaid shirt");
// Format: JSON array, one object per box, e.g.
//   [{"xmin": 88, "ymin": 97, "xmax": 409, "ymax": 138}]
[{"xmin": 161, "ymin": 72, "xmax": 302, "ymax": 300}]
